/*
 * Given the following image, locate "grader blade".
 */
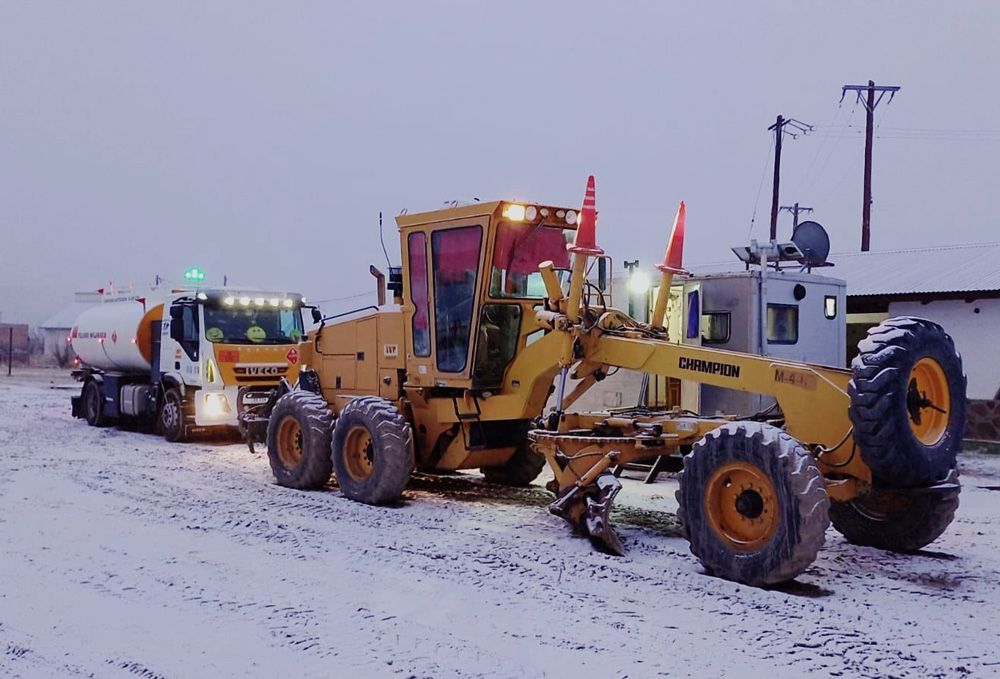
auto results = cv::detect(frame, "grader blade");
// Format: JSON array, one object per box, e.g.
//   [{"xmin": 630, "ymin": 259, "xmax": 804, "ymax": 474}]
[{"xmin": 584, "ymin": 473, "xmax": 624, "ymax": 556}]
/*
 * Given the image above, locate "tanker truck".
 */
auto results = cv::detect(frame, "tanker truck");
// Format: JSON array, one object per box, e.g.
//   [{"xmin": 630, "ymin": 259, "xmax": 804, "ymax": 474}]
[{"xmin": 70, "ymin": 289, "xmax": 320, "ymax": 442}]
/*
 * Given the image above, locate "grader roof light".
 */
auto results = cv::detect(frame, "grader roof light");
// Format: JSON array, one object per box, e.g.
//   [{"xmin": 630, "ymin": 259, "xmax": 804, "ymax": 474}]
[{"xmin": 503, "ymin": 203, "xmax": 527, "ymax": 222}]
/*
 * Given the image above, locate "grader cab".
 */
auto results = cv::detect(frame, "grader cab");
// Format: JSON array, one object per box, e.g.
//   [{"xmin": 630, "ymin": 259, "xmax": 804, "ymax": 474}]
[{"xmin": 255, "ymin": 177, "xmax": 965, "ymax": 587}]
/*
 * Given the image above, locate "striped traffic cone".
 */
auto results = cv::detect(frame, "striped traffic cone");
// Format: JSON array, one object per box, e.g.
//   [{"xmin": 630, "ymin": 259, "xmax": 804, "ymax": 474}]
[
  {"xmin": 568, "ymin": 175, "xmax": 605, "ymax": 256},
  {"xmin": 657, "ymin": 201, "xmax": 688, "ymax": 273}
]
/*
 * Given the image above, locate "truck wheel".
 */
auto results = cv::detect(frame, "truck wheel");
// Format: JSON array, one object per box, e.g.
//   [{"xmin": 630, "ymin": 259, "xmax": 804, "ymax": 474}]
[
  {"xmin": 482, "ymin": 442, "xmax": 547, "ymax": 487},
  {"xmin": 830, "ymin": 471, "xmax": 960, "ymax": 552},
  {"xmin": 849, "ymin": 317, "xmax": 966, "ymax": 487},
  {"xmin": 266, "ymin": 390, "xmax": 334, "ymax": 490},
  {"xmin": 160, "ymin": 388, "xmax": 189, "ymax": 443},
  {"xmin": 676, "ymin": 422, "xmax": 830, "ymax": 587},
  {"xmin": 82, "ymin": 381, "xmax": 107, "ymax": 427},
  {"xmin": 331, "ymin": 396, "xmax": 414, "ymax": 505}
]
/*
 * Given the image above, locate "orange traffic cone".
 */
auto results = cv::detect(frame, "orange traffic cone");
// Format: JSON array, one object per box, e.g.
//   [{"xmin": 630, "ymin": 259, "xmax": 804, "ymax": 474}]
[
  {"xmin": 657, "ymin": 201, "xmax": 688, "ymax": 273},
  {"xmin": 568, "ymin": 175, "xmax": 605, "ymax": 256}
]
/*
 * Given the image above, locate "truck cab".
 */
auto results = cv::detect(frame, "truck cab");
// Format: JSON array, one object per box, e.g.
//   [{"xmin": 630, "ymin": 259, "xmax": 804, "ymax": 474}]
[{"xmin": 72, "ymin": 288, "xmax": 316, "ymax": 442}]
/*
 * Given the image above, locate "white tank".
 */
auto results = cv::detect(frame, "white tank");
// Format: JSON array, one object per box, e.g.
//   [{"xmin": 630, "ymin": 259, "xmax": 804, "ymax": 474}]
[{"xmin": 71, "ymin": 301, "xmax": 164, "ymax": 373}]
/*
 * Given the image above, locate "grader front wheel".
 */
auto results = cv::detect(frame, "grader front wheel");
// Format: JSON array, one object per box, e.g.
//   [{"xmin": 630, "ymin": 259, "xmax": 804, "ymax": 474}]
[
  {"xmin": 849, "ymin": 317, "xmax": 966, "ymax": 487},
  {"xmin": 676, "ymin": 422, "xmax": 830, "ymax": 587},
  {"xmin": 830, "ymin": 470, "xmax": 960, "ymax": 552}
]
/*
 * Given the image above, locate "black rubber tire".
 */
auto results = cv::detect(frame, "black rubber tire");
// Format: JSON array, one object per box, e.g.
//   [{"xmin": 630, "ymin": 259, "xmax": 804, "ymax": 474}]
[
  {"xmin": 265, "ymin": 390, "xmax": 335, "ymax": 490},
  {"xmin": 82, "ymin": 380, "xmax": 107, "ymax": 427},
  {"xmin": 676, "ymin": 422, "xmax": 830, "ymax": 587},
  {"xmin": 482, "ymin": 442, "xmax": 546, "ymax": 487},
  {"xmin": 849, "ymin": 316, "xmax": 966, "ymax": 487},
  {"xmin": 160, "ymin": 387, "xmax": 189, "ymax": 443},
  {"xmin": 331, "ymin": 396, "xmax": 414, "ymax": 505},
  {"xmin": 830, "ymin": 471, "xmax": 960, "ymax": 552}
]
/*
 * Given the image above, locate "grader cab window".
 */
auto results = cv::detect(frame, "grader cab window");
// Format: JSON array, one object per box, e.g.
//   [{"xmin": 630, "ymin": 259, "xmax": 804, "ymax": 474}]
[
  {"xmin": 432, "ymin": 225, "xmax": 483, "ymax": 372},
  {"xmin": 489, "ymin": 222, "xmax": 572, "ymax": 298},
  {"xmin": 408, "ymin": 232, "xmax": 431, "ymax": 357}
]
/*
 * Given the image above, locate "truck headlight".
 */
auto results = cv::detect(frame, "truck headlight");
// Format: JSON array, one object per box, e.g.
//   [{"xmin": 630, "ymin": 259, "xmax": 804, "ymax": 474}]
[{"xmin": 204, "ymin": 392, "xmax": 232, "ymax": 418}]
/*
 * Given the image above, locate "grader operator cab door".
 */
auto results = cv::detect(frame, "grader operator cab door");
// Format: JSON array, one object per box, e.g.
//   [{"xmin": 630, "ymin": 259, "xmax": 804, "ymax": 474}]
[{"xmin": 403, "ymin": 221, "xmax": 488, "ymax": 389}]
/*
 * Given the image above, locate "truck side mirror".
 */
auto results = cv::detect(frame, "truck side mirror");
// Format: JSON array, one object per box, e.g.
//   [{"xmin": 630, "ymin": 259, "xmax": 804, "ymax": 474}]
[
  {"xmin": 169, "ymin": 305, "xmax": 184, "ymax": 320},
  {"xmin": 311, "ymin": 307, "xmax": 322, "ymax": 324}
]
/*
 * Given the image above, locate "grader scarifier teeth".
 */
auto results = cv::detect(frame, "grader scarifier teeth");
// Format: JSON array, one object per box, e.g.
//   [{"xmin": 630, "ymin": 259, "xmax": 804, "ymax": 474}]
[
  {"xmin": 584, "ymin": 474, "xmax": 625, "ymax": 556},
  {"xmin": 548, "ymin": 473, "xmax": 625, "ymax": 556}
]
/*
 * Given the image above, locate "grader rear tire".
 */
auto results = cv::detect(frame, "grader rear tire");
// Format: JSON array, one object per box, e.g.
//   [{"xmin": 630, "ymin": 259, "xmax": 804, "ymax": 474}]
[
  {"xmin": 331, "ymin": 396, "xmax": 414, "ymax": 505},
  {"xmin": 830, "ymin": 471, "xmax": 960, "ymax": 552},
  {"xmin": 266, "ymin": 390, "xmax": 335, "ymax": 490},
  {"xmin": 482, "ymin": 442, "xmax": 546, "ymax": 487},
  {"xmin": 849, "ymin": 317, "xmax": 966, "ymax": 487},
  {"xmin": 676, "ymin": 422, "xmax": 830, "ymax": 587}
]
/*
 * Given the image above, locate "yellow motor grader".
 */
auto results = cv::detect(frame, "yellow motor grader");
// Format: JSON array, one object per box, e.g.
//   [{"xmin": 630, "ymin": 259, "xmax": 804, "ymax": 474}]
[{"xmin": 250, "ymin": 177, "xmax": 965, "ymax": 586}]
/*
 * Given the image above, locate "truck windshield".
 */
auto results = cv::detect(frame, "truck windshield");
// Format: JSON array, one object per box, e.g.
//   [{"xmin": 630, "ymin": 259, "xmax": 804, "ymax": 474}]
[
  {"xmin": 203, "ymin": 306, "xmax": 304, "ymax": 344},
  {"xmin": 489, "ymin": 222, "xmax": 573, "ymax": 298}
]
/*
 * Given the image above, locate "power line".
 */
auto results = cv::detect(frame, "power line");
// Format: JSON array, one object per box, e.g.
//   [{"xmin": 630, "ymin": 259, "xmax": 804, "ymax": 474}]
[{"xmin": 747, "ymin": 135, "xmax": 775, "ymax": 241}]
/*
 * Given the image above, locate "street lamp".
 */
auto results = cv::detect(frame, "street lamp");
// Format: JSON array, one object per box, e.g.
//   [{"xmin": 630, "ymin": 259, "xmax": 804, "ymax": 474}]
[{"xmin": 623, "ymin": 260, "xmax": 651, "ymax": 320}]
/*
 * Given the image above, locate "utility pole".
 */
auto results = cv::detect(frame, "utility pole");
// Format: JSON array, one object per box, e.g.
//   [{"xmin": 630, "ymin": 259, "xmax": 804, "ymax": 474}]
[
  {"xmin": 767, "ymin": 116, "xmax": 813, "ymax": 242},
  {"xmin": 779, "ymin": 203, "xmax": 814, "ymax": 231},
  {"xmin": 842, "ymin": 80, "xmax": 900, "ymax": 251}
]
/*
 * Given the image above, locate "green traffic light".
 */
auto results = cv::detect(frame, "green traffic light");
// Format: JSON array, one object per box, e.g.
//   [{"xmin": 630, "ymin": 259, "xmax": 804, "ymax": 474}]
[{"xmin": 184, "ymin": 267, "xmax": 205, "ymax": 282}]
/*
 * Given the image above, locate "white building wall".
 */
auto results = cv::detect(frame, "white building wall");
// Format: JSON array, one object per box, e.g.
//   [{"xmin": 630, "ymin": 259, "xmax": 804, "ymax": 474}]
[{"xmin": 888, "ymin": 298, "xmax": 1000, "ymax": 400}]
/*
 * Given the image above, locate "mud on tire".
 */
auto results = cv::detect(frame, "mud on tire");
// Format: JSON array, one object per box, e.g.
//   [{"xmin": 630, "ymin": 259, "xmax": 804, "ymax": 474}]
[
  {"xmin": 331, "ymin": 396, "xmax": 414, "ymax": 505},
  {"xmin": 849, "ymin": 316, "xmax": 966, "ymax": 487},
  {"xmin": 266, "ymin": 390, "xmax": 335, "ymax": 490},
  {"xmin": 482, "ymin": 442, "xmax": 546, "ymax": 487},
  {"xmin": 676, "ymin": 422, "xmax": 830, "ymax": 587},
  {"xmin": 830, "ymin": 470, "xmax": 960, "ymax": 552}
]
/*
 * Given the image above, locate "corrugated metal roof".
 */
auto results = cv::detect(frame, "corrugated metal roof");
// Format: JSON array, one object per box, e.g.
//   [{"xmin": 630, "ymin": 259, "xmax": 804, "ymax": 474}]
[
  {"xmin": 827, "ymin": 242, "xmax": 1000, "ymax": 297},
  {"xmin": 688, "ymin": 242, "xmax": 1000, "ymax": 298}
]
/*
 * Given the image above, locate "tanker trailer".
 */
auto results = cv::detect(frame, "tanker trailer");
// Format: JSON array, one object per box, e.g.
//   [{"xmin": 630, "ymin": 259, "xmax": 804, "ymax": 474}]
[{"xmin": 71, "ymin": 289, "xmax": 320, "ymax": 442}]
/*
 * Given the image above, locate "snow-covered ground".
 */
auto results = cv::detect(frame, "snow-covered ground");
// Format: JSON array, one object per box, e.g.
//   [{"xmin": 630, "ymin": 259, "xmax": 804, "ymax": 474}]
[{"xmin": 2, "ymin": 369, "xmax": 999, "ymax": 678}]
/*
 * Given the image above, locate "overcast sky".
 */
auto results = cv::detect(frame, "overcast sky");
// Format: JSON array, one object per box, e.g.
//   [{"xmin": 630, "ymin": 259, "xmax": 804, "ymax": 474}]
[{"xmin": 2, "ymin": 1, "xmax": 998, "ymax": 324}]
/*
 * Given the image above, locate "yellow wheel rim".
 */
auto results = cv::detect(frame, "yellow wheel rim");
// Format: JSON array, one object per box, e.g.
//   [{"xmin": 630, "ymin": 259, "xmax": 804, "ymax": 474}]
[
  {"xmin": 704, "ymin": 461, "xmax": 779, "ymax": 552},
  {"xmin": 907, "ymin": 357, "xmax": 950, "ymax": 446},
  {"xmin": 276, "ymin": 416, "xmax": 303, "ymax": 469},
  {"xmin": 343, "ymin": 425, "xmax": 375, "ymax": 482}
]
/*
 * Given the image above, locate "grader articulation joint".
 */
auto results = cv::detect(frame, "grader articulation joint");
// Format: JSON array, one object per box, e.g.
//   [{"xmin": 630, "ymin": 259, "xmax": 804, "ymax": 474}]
[{"xmin": 253, "ymin": 176, "xmax": 966, "ymax": 588}]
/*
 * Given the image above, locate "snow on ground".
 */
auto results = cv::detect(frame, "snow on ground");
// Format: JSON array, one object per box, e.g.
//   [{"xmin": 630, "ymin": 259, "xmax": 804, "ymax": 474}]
[{"xmin": 1, "ymin": 369, "xmax": 999, "ymax": 678}]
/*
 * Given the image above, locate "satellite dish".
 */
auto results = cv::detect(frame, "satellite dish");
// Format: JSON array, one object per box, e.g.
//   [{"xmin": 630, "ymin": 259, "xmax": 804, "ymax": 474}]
[{"xmin": 791, "ymin": 221, "xmax": 830, "ymax": 264}]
